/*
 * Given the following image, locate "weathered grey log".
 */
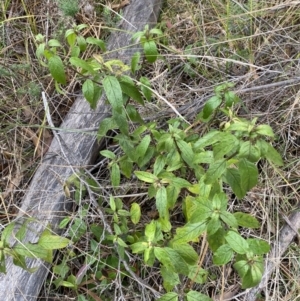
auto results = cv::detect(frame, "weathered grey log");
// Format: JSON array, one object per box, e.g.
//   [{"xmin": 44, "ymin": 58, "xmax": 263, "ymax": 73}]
[{"xmin": 0, "ymin": 0, "xmax": 163, "ymax": 300}]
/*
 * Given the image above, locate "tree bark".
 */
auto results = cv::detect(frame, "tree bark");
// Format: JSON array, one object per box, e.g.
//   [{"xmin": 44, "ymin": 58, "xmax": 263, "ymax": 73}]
[{"xmin": 0, "ymin": 1, "xmax": 163, "ymax": 300}]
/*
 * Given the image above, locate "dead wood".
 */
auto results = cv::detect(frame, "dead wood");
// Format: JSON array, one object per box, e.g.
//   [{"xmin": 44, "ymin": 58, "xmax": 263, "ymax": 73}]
[{"xmin": 0, "ymin": 0, "xmax": 163, "ymax": 300}]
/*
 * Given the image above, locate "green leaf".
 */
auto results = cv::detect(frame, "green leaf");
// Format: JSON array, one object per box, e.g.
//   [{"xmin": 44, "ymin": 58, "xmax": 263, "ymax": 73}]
[
  {"xmin": 225, "ymin": 230, "xmax": 248, "ymax": 254},
  {"xmin": 194, "ymin": 130, "xmax": 221, "ymax": 149},
  {"xmin": 38, "ymin": 231, "xmax": 70, "ymax": 250},
  {"xmin": 224, "ymin": 90, "xmax": 240, "ymax": 107},
  {"xmin": 239, "ymin": 141, "xmax": 261, "ymax": 162},
  {"xmin": 135, "ymin": 171, "xmax": 158, "ymax": 183},
  {"xmin": 137, "ymin": 146, "xmax": 155, "ymax": 168},
  {"xmin": 186, "ymin": 290, "xmax": 213, "ymax": 301},
  {"xmin": 69, "ymin": 57, "xmax": 94, "ymax": 74},
  {"xmin": 130, "ymin": 242, "xmax": 148, "ymax": 253},
  {"xmin": 136, "ymin": 135, "xmax": 151, "ymax": 159},
  {"xmin": 161, "ymin": 266, "xmax": 180, "ymax": 292},
  {"xmin": 172, "ymin": 243, "xmax": 198, "ymax": 265},
  {"xmin": 166, "ymin": 185, "xmax": 181, "ymax": 208},
  {"xmin": 82, "ymin": 79, "xmax": 96, "ymax": 109},
  {"xmin": 255, "ymin": 124, "xmax": 274, "ymax": 137},
  {"xmin": 207, "ymin": 215, "xmax": 221, "ymax": 235},
  {"xmin": 205, "ymin": 159, "xmax": 227, "ymax": 184},
  {"xmin": 109, "ymin": 195, "xmax": 116, "ymax": 211},
  {"xmin": 14, "ymin": 243, "xmax": 52, "ymax": 263},
  {"xmin": 234, "ymin": 212, "xmax": 260, "ymax": 228},
  {"xmin": 213, "ymin": 244, "xmax": 234, "ymax": 265},
  {"xmin": 70, "ymin": 45, "xmax": 80, "ymax": 58},
  {"xmin": 97, "ymin": 117, "xmax": 118, "ymax": 140},
  {"xmin": 241, "ymin": 262, "xmax": 263, "ymax": 288},
  {"xmin": 145, "ymin": 220, "xmax": 163, "ymax": 243},
  {"xmin": 113, "ymin": 110, "xmax": 129, "ymax": 136},
  {"xmin": 233, "ymin": 259, "xmax": 249, "ymax": 278},
  {"xmin": 157, "ymin": 292, "xmax": 178, "ymax": 301},
  {"xmin": 220, "ymin": 211, "xmax": 238, "ymax": 228},
  {"xmin": 111, "ymin": 163, "xmax": 120, "ymax": 188},
  {"xmin": 154, "ymin": 155, "xmax": 166, "ymax": 175},
  {"xmin": 238, "ymin": 159, "xmax": 258, "ymax": 192},
  {"xmin": 126, "ymin": 104, "xmax": 144, "ymax": 124},
  {"xmin": 176, "ymin": 139, "xmax": 195, "ymax": 167},
  {"xmin": 202, "ymin": 95, "xmax": 222, "ymax": 119},
  {"xmin": 172, "ymin": 222, "xmax": 206, "ymax": 244},
  {"xmin": 119, "ymin": 156, "xmax": 133, "ymax": 178},
  {"xmin": 154, "ymin": 247, "xmax": 189, "ymax": 275},
  {"xmin": 139, "ymin": 76, "xmax": 152, "ymax": 101},
  {"xmin": 131, "ymin": 52, "xmax": 141, "ymax": 73},
  {"xmin": 100, "ymin": 149, "xmax": 116, "ymax": 160},
  {"xmin": 188, "ymin": 266, "xmax": 208, "ymax": 284},
  {"xmin": 207, "ymin": 228, "xmax": 226, "ymax": 252},
  {"xmin": 1, "ymin": 222, "xmax": 15, "ymax": 245},
  {"xmin": 257, "ymin": 140, "xmax": 283, "ymax": 166},
  {"xmin": 48, "ymin": 56, "xmax": 66, "ymax": 84},
  {"xmin": 144, "ymin": 40, "xmax": 158, "ymax": 63},
  {"xmin": 213, "ymin": 133, "xmax": 239, "ymax": 159},
  {"xmin": 224, "ymin": 168, "xmax": 245, "ymax": 199},
  {"xmin": 156, "ymin": 186, "xmax": 168, "ymax": 218},
  {"xmin": 86, "ymin": 37, "xmax": 106, "ymax": 51},
  {"xmin": 77, "ymin": 35, "xmax": 87, "ymax": 52},
  {"xmin": 119, "ymin": 75, "xmax": 144, "ymax": 105},
  {"xmin": 247, "ymin": 239, "xmax": 270, "ymax": 254},
  {"xmin": 103, "ymin": 76, "xmax": 123, "ymax": 112},
  {"xmin": 65, "ymin": 29, "xmax": 76, "ymax": 46},
  {"xmin": 130, "ymin": 203, "xmax": 141, "ymax": 224},
  {"xmin": 48, "ymin": 39, "xmax": 62, "ymax": 47}
]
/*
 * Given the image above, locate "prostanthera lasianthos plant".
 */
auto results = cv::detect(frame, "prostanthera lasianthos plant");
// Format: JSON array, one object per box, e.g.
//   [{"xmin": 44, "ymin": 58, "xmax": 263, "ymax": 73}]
[{"xmin": 0, "ymin": 23, "xmax": 284, "ymax": 301}]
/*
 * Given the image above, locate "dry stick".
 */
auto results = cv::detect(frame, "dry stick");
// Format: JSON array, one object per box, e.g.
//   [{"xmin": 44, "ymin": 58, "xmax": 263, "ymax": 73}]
[{"xmin": 245, "ymin": 210, "xmax": 300, "ymax": 301}]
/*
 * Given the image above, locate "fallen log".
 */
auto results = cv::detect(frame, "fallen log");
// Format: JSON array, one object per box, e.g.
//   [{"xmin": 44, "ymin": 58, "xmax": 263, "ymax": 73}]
[{"xmin": 0, "ymin": 0, "xmax": 163, "ymax": 299}]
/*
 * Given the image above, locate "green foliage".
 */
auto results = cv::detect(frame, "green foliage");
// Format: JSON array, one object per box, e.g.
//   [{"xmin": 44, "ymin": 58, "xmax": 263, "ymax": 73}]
[{"xmin": 0, "ymin": 23, "xmax": 284, "ymax": 301}]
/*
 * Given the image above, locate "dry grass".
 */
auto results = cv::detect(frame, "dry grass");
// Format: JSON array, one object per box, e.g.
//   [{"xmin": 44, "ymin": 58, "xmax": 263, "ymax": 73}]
[{"xmin": 1, "ymin": 0, "xmax": 300, "ymax": 300}]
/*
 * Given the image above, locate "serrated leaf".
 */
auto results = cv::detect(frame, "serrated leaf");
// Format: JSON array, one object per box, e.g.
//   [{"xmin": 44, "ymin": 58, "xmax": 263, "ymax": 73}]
[
  {"xmin": 38, "ymin": 232, "xmax": 70, "ymax": 250},
  {"xmin": 69, "ymin": 57, "xmax": 94, "ymax": 74},
  {"xmin": 137, "ymin": 146, "xmax": 155, "ymax": 168},
  {"xmin": 247, "ymin": 239, "xmax": 270, "ymax": 254},
  {"xmin": 130, "ymin": 203, "xmax": 141, "ymax": 224},
  {"xmin": 111, "ymin": 163, "xmax": 120, "ymax": 187},
  {"xmin": 48, "ymin": 56, "xmax": 66, "ymax": 84},
  {"xmin": 82, "ymin": 79, "xmax": 96, "ymax": 109},
  {"xmin": 14, "ymin": 243, "xmax": 52, "ymax": 263},
  {"xmin": 188, "ymin": 266, "xmax": 208, "ymax": 284},
  {"xmin": 220, "ymin": 211, "xmax": 238, "ymax": 228},
  {"xmin": 239, "ymin": 141, "xmax": 261, "ymax": 162},
  {"xmin": 100, "ymin": 149, "xmax": 116, "ymax": 160},
  {"xmin": 225, "ymin": 230, "xmax": 248, "ymax": 254},
  {"xmin": 139, "ymin": 76, "xmax": 152, "ymax": 101},
  {"xmin": 113, "ymin": 110, "xmax": 129, "ymax": 136},
  {"xmin": 161, "ymin": 266, "xmax": 180, "ymax": 292},
  {"xmin": 202, "ymin": 95, "xmax": 222, "ymax": 119},
  {"xmin": 233, "ymin": 260, "xmax": 249, "ymax": 278},
  {"xmin": 154, "ymin": 247, "xmax": 189, "ymax": 275},
  {"xmin": 156, "ymin": 186, "xmax": 168, "ymax": 218},
  {"xmin": 207, "ymin": 216, "xmax": 221, "ymax": 235},
  {"xmin": 77, "ymin": 35, "xmax": 87, "ymax": 52},
  {"xmin": 194, "ymin": 130, "xmax": 221, "ymax": 149},
  {"xmin": 154, "ymin": 155, "xmax": 166, "ymax": 175},
  {"xmin": 238, "ymin": 159, "xmax": 258, "ymax": 192},
  {"xmin": 131, "ymin": 52, "xmax": 141, "ymax": 73},
  {"xmin": 172, "ymin": 221, "xmax": 206, "ymax": 244},
  {"xmin": 234, "ymin": 212, "xmax": 260, "ymax": 228},
  {"xmin": 130, "ymin": 242, "xmax": 148, "ymax": 253},
  {"xmin": 186, "ymin": 290, "xmax": 213, "ymax": 301},
  {"xmin": 172, "ymin": 243, "xmax": 198, "ymax": 265},
  {"xmin": 103, "ymin": 76, "xmax": 123, "ymax": 112},
  {"xmin": 97, "ymin": 117, "xmax": 118, "ymax": 140},
  {"xmin": 224, "ymin": 90, "xmax": 240, "ymax": 107},
  {"xmin": 135, "ymin": 171, "xmax": 158, "ymax": 183},
  {"xmin": 224, "ymin": 168, "xmax": 245, "ymax": 199},
  {"xmin": 257, "ymin": 140, "xmax": 283, "ymax": 166},
  {"xmin": 176, "ymin": 139, "xmax": 195, "ymax": 167},
  {"xmin": 144, "ymin": 40, "xmax": 158, "ymax": 63},
  {"xmin": 65, "ymin": 29, "xmax": 76, "ymax": 46},
  {"xmin": 207, "ymin": 228, "xmax": 226, "ymax": 252},
  {"xmin": 166, "ymin": 185, "xmax": 180, "ymax": 208},
  {"xmin": 213, "ymin": 133, "xmax": 239, "ymax": 159},
  {"xmin": 119, "ymin": 157, "xmax": 133, "ymax": 178},
  {"xmin": 255, "ymin": 124, "xmax": 274, "ymax": 137},
  {"xmin": 136, "ymin": 135, "xmax": 151, "ymax": 159},
  {"xmin": 213, "ymin": 244, "xmax": 234, "ymax": 265},
  {"xmin": 119, "ymin": 75, "xmax": 144, "ymax": 105},
  {"xmin": 241, "ymin": 263, "xmax": 263, "ymax": 288},
  {"xmin": 1, "ymin": 222, "xmax": 15, "ymax": 245},
  {"xmin": 86, "ymin": 37, "xmax": 106, "ymax": 51},
  {"xmin": 205, "ymin": 159, "xmax": 227, "ymax": 184},
  {"xmin": 157, "ymin": 292, "xmax": 178, "ymax": 301}
]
